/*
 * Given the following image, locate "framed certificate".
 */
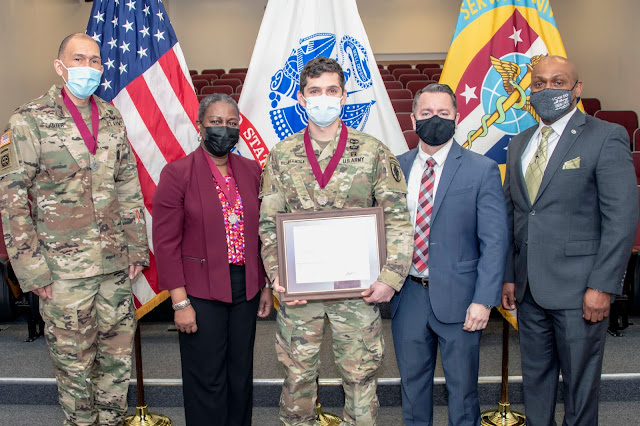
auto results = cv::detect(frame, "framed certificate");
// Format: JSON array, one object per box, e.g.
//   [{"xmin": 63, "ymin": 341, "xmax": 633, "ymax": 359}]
[{"xmin": 276, "ymin": 207, "xmax": 386, "ymax": 301}]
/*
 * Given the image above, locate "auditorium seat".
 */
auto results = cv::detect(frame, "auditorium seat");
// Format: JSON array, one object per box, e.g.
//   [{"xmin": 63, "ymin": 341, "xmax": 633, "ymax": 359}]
[
  {"xmin": 632, "ymin": 151, "xmax": 640, "ymax": 185},
  {"xmin": 391, "ymin": 99, "xmax": 414, "ymax": 113},
  {"xmin": 398, "ymin": 74, "xmax": 429, "ymax": 88},
  {"xmin": 386, "ymin": 89, "xmax": 413, "ymax": 100},
  {"xmin": 377, "ymin": 64, "xmax": 385, "ymax": 70},
  {"xmin": 201, "ymin": 68, "xmax": 226, "ymax": 78},
  {"xmin": 382, "ymin": 74, "xmax": 396, "ymax": 82},
  {"xmin": 392, "ymin": 68, "xmax": 420, "ymax": 79},
  {"xmin": 581, "ymin": 98, "xmax": 601, "ymax": 115},
  {"xmin": 594, "ymin": 110, "xmax": 639, "ymax": 142},
  {"xmin": 379, "ymin": 68, "xmax": 391, "ymax": 75},
  {"xmin": 197, "ymin": 94, "xmax": 207, "ymax": 102},
  {"xmin": 191, "ymin": 79, "xmax": 209, "ymax": 94},
  {"xmin": 231, "ymin": 93, "xmax": 241, "ymax": 103},
  {"xmin": 387, "ymin": 64, "xmax": 412, "ymax": 74},
  {"xmin": 396, "ymin": 113, "xmax": 414, "ymax": 132},
  {"xmin": 229, "ymin": 67, "xmax": 248, "ymax": 74},
  {"xmin": 415, "ymin": 63, "xmax": 441, "ymax": 72},
  {"xmin": 193, "ymin": 74, "xmax": 218, "ymax": 84},
  {"xmin": 189, "ymin": 70, "xmax": 198, "ymax": 76},
  {"xmin": 406, "ymin": 80, "xmax": 437, "ymax": 96},
  {"xmin": 213, "ymin": 78, "xmax": 242, "ymax": 91},
  {"xmin": 201, "ymin": 85, "xmax": 234, "ymax": 95},
  {"xmin": 384, "ymin": 81, "xmax": 403, "ymax": 90},
  {"xmin": 634, "ymin": 129, "xmax": 640, "ymax": 151},
  {"xmin": 221, "ymin": 73, "xmax": 246, "ymax": 83},
  {"xmin": 431, "ymin": 73, "xmax": 441, "ymax": 82},
  {"xmin": 404, "ymin": 130, "xmax": 419, "ymax": 149},
  {"xmin": 423, "ymin": 68, "xmax": 442, "ymax": 79},
  {"xmin": 236, "ymin": 84, "xmax": 243, "ymax": 94}
]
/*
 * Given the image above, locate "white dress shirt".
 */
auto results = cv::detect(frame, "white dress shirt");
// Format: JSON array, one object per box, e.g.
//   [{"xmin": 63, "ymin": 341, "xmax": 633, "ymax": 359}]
[
  {"xmin": 521, "ymin": 108, "xmax": 577, "ymax": 175},
  {"xmin": 407, "ymin": 140, "xmax": 454, "ymax": 278}
]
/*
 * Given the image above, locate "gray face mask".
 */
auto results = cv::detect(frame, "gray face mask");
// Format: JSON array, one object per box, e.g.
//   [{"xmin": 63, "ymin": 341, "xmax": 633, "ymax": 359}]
[{"xmin": 529, "ymin": 81, "xmax": 578, "ymax": 123}]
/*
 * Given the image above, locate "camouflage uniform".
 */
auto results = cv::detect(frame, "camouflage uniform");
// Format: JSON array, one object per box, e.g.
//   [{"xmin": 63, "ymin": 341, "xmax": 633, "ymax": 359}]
[
  {"xmin": 259, "ymin": 124, "xmax": 412, "ymax": 425},
  {"xmin": 0, "ymin": 85, "xmax": 149, "ymax": 425}
]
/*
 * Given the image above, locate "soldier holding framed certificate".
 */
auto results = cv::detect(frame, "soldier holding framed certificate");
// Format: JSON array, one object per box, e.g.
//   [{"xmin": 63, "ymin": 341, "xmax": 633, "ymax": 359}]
[{"xmin": 259, "ymin": 56, "xmax": 412, "ymax": 425}]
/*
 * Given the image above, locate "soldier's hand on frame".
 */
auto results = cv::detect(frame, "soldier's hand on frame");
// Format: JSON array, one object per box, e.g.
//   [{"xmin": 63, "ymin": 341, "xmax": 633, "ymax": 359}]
[
  {"xmin": 362, "ymin": 281, "xmax": 395, "ymax": 303},
  {"xmin": 463, "ymin": 303, "xmax": 491, "ymax": 331},
  {"xmin": 32, "ymin": 284, "xmax": 52, "ymax": 300},
  {"xmin": 272, "ymin": 276, "xmax": 307, "ymax": 305},
  {"xmin": 129, "ymin": 265, "xmax": 144, "ymax": 280},
  {"xmin": 583, "ymin": 288, "xmax": 610, "ymax": 324},
  {"xmin": 501, "ymin": 282, "xmax": 516, "ymax": 310},
  {"xmin": 175, "ymin": 305, "xmax": 198, "ymax": 334}
]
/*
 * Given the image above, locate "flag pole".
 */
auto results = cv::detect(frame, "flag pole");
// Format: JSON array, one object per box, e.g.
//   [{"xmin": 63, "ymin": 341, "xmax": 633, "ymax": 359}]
[
  {"xmin": 480, "ymin": 316, "xmax": 526, "ymax": 425},
  {"xmin": 125, "ymin": 324, "xmax": 172, "ymax": 426}
]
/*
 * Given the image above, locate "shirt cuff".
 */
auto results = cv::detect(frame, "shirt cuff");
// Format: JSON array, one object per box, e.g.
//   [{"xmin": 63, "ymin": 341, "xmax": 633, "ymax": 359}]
[{"xmin": 377, "ymin": 267, "xmax": 405, "ymax": 292}]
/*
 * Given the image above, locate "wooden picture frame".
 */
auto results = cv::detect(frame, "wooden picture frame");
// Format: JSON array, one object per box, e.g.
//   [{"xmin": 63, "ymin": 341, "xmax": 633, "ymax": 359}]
[{"xmin": 276, "ymin": 207, "xmax": 386, "ymax": 301}]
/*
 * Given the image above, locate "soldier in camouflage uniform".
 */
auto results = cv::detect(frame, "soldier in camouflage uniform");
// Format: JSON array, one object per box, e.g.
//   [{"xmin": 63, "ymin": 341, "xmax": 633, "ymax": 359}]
[
  {"xmin": 259, "ymin": 56, "xmax": 412, "ymax": 425},
  {"xmin": 0, "ymin": 34, "xmax": 148, "ymax": 425}
]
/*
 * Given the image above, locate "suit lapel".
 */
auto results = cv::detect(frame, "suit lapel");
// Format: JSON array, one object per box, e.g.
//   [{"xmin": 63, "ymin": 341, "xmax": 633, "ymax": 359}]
[
  {"xmin": 431, "ymin": 141, "xmax": 462, "ymax": 223},
  {"xmin": 534, "ymin": 111, "xmax": 585, "ymax": 203},
  {"xmin": 400, "ymin": 148, "xmax": 418, "ymax": 183},
  {"xmin": 512, "ymin": 127, "xmax": 537, "ymax": 207},
  {"xmin": 194, "ymin": 148, "xmax": 226, "ymax": 262}
]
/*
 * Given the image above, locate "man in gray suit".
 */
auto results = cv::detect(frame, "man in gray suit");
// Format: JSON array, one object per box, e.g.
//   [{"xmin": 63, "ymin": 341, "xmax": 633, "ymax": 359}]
[{"xmin": 502, "ymin": 56, "xmax": 638, "ymax": 425}]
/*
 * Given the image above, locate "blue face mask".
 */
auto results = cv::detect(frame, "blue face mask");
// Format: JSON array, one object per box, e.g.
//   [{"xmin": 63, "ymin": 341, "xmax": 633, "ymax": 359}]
[
  {"xmin": 61, "ymin": 62, "xmax": 102, "ymax": 99},
  {"xmin": 304, "ymin": 94, "xmax": 342, "ymax": 127}
]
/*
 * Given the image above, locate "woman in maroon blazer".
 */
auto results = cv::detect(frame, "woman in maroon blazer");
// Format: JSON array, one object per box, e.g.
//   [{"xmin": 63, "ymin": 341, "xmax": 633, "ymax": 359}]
[{"xmin": 152, "ymin": 93, "xmax": 273, "ymax": 426}]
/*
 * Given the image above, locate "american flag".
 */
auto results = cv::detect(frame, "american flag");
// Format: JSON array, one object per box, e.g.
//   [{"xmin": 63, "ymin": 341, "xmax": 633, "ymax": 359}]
[{"xmin": 87, "ymin": 0, "xmax": 200, "ymax": 317}]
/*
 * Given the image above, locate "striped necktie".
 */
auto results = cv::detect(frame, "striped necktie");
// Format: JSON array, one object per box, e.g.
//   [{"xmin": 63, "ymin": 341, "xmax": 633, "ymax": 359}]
[
  {"xmin": 413, "ymin": 158, "xmax": 436, "ymax": 273},
  {"xmin": 525, "ymin": 126, "xmax": 554, "ymax": 204}
]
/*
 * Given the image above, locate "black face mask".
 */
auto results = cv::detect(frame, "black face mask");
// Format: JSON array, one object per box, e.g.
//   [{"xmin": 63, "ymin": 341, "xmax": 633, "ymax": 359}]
[
  {"xmin": 415, "ymin": 116, "xmax": 456, "ymax": 146},
  {"xmin": 203, "ymin": 126, "xmax": 240, "ymax": 157}
]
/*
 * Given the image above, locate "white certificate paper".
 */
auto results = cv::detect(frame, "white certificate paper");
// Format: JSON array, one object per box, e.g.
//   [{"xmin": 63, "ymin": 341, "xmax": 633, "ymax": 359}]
[{"xmin": 293, "ymin": 217, "xmax": 372, "ymax": 284}]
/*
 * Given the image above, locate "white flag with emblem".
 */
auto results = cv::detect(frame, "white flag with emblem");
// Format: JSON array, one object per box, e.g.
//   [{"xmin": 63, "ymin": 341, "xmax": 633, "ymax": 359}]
[{"xmin": 237, "ymin": 0, "xmax": 407, "ymax": 166}]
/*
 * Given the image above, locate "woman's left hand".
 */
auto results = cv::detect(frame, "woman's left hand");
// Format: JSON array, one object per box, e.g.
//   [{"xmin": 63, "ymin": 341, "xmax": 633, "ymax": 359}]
[{"xmin": 257, "ymin": 288, "xmax": 274, "ymax": 318}]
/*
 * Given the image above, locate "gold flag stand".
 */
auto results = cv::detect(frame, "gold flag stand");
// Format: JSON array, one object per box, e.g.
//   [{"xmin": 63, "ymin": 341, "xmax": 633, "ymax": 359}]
[
  {"xmin": 315, "ymin": 375, "xmax": 342, "ymax": 425},
  {"xmin": 125, "ymin": 324, "xmax": 172, "ymax": 426},
  {"xmin": 481, "ymin": 316, "xmax": 526, "ymax": 425},
  {"xmin": 316, "ymin": 401, "xmax": 343, "ymax": 426}
]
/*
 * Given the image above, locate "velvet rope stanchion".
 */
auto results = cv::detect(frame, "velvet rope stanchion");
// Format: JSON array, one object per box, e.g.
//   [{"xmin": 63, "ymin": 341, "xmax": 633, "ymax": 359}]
[
  {"xmin": 125, "ymin": 324, "xmax": 172, "ymax": 426},
  {"xmin": 480, "ymin": 316, "xmax": 526, "ymax": 425}
]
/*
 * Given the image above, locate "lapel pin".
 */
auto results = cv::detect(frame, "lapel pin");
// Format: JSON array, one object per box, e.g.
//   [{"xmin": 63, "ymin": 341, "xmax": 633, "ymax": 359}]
[{"xmin": 571, "ymin": 129, "xmax": 577, "ymax": 134}]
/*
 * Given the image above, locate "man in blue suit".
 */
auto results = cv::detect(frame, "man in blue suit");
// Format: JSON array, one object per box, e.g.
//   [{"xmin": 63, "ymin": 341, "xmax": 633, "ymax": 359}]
[{"xmin": 392, "ymin": 84, "xmax": 509, "ymax": 425}]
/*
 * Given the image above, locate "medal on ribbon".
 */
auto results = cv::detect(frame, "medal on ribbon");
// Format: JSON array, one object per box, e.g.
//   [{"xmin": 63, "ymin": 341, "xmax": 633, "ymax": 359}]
[
  {"xmin": 304, "ymin": 121, "xmax": 348, "ymax": 206},
  {"xmin": 61, "ymin": 88, "xmax": 99, "ymax": 170},
  {"xmin": 202, "ymin": 148, "xmax": 239, "ymax": 224}
]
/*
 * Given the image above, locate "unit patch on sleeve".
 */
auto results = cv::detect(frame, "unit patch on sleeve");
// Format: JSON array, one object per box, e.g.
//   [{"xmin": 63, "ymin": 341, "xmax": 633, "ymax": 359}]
[{"xmin": 0, "ymin": 131, "xmax": 21, "ymax": 177}]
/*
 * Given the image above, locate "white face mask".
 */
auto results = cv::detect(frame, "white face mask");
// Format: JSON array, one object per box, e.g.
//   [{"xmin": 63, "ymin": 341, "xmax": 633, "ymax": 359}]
[{"xmin": 303, "ymin": 94, "xmax": 342, "ymax": 127}]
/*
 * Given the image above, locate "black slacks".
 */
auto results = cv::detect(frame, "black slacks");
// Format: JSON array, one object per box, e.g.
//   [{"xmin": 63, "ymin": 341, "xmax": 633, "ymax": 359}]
[
  {"xmin": 179, "ymin": 265, "xmax": 260, "ymax": 426},
  {"xmin": 518, "ymin": 286, "xmax": 608, "ymax": 426}
]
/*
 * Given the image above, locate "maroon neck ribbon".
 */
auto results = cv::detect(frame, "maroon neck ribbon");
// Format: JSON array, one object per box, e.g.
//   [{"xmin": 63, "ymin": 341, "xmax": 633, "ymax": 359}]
[
  {"xmin": 303, "ymin": 121, "xmax": 348, "ymax": 189},
  {"xmin": 202, "ymin": 147, "xmax": 237, "ymax": 209},
  {"xmin": 61, "ymin": 87, "xmax": 99, "ymax": 155}
]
